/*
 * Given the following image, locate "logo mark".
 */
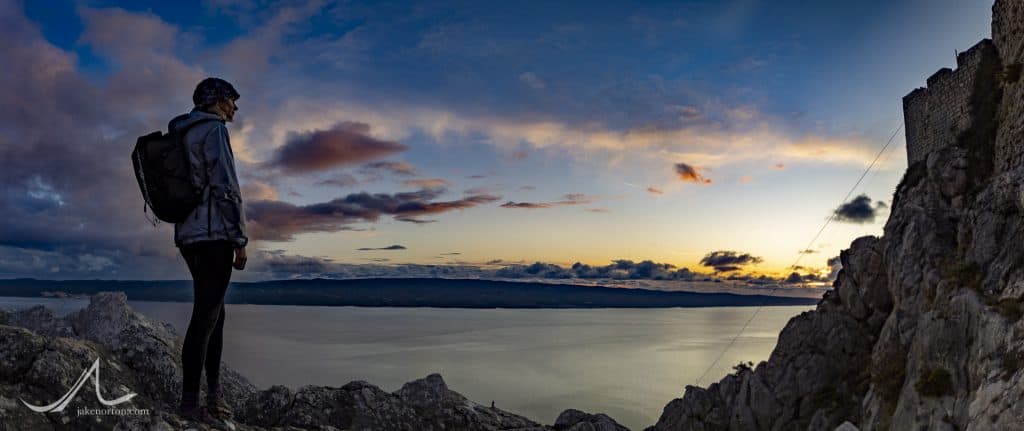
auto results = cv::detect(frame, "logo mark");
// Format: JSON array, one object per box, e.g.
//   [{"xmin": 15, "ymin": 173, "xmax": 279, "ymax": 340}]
[{"xmin": 20, "ymin": 358, "xmax": 137, "ymax": 413}]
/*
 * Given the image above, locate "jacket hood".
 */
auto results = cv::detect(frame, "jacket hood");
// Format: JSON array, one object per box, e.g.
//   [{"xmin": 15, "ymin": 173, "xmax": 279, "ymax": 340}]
[{"xmin": 168, "ymin": 107, "xmax": 224, "ymax": 133}]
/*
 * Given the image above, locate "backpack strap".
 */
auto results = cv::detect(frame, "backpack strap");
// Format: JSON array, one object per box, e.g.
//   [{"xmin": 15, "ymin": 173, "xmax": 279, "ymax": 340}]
[
  {"xmin": 174, "ymin": 117, "xmax": 221, "ymax": 221},
  {"xmin": 191, "ymin": 118, "xmax": 227, "ymax": 236}
]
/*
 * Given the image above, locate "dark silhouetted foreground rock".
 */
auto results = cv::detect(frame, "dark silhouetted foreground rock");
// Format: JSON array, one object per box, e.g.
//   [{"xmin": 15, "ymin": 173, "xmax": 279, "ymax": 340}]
[{"xmin": 0, "ymin": 292, "xmax": 627, "ymax": 430}]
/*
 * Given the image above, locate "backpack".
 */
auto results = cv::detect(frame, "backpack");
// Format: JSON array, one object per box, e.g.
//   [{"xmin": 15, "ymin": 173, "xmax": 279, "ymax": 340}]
[{"xmin": 131, "ymin": 118, "xmax": 217, "ymax": 224}]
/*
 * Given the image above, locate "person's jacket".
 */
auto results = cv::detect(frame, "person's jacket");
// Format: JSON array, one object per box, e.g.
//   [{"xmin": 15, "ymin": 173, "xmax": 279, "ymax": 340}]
[{"xmin": 168, "ymin": 107, "xmax": 248, "ymax": 248}]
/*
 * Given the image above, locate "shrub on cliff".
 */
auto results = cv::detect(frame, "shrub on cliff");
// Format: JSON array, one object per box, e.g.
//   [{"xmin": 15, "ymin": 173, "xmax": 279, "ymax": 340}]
[{"xmin": 915, "ymin": 367, "xmax": 954, "ymax": 398}]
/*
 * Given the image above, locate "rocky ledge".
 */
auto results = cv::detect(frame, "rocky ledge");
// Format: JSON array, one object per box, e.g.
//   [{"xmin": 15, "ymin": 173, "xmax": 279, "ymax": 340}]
[
  {"xmin": 0, "ymin": 291, "xmax": 629, "ymax": 431},
  {"xmin": 6, "ymin": 2, "xmax": 1021, "ymax": 430},
  {"xmin": 644, "ymin": 1, "xmax": 1024, "ymax": 430}
]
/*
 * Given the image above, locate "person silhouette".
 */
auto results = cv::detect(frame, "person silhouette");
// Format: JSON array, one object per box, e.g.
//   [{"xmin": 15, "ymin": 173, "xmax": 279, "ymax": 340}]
[{"xmin": 170, "ymin": 77, "xmax": 247, "ymax": 422}]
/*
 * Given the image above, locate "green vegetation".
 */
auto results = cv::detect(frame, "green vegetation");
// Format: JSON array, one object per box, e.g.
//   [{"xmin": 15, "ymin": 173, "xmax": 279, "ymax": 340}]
[
  {"xmin": 872, "ymin": 353, "xmax": 907, "ymax": 403},
  {"xmin": 1000, "ymin": 349, "xmax": 1024, "ymax": 381},
  {"xmin": 996, "ymin": 298, "xmax": 1022, "ymax": 320},
  {"xmin": 732, "ymin": 361, "xmax": 754, "ymax": 374},
  {"xmin": 942, "ymin": 258, "xmax": 982, "ymax": 291},
  {"xmin": 915, "ymin": 367, "xmax": 954, "ymax": 397},
  {"xmin": 810, "ymin": 386, "xmax": 843, "ymax": 410},
  {"xmin": 981, "ymin": 295, "xmax": 1023, "ymax": 321},
  {"xmin": 851, "ymin": 368, "xmax": 871, "ymax": 395},
  {"xmin": 1001, "ymin": 63, "xmax": 1021, "ymax": 83},
  {"xmin": 892, "ymin": 161, "xmax": 927, "ymax": 208}
]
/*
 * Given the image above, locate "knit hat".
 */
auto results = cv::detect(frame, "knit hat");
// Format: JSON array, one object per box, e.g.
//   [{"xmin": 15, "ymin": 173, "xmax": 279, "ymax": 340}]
[{"xmin": 192, "ymin": 77, "xmax": 240, "ymax": 108}]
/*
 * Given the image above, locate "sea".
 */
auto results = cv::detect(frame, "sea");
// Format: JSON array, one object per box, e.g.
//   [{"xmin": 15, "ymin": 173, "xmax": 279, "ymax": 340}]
[{"xmin": 0, "ymin": 296, "xmax": 813, "ymax": 430}]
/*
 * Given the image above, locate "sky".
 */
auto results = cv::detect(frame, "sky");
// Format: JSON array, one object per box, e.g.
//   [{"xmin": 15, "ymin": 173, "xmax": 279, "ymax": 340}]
[{"xmin": 0, "ymin": 0, "xmax": 995, "ymax": 284}]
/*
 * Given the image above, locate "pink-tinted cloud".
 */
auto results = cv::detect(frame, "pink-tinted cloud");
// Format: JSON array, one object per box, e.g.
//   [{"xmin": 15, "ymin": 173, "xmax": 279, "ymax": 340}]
[
  {"xmin": 246, "ymin": 188, "xmax": 501, "ymax": 241},
  {"xmin": 463, "ymin": 186, "xmax": 495, "ymax": 195},
  {"xmin": 397, "ymin": 194, "xmax": 503, "ymax": 216},
  {"xmin": 674, "ymin": 162, "xmax": 712, "ymax": 184},
  {"xmin": 356, "ymin": 244, "xmax": 406, "ymax": 251},
  {"xmin": 266, "ymin": 121, "xmax": 407, "ymax": 174},
  {"xmin": 501, "ymin": 201, "xmax": 552, "ymax": 209},
  {"xmin": 403, "ymin": 178, "xmax": 449, "ymax": 189},
  {"xmin": 361, "ymin": 160, "xmax": 418, "ymax": 177},
  {"xmin": 241, "ymin": 181, "xmax": 279, "ymax": 200},
  {"xmin": 505, "ymin": 149, "xmax": 529, "ymax": 161},
  {"xmin": 317, "ymin": 173, "xmax": 361, "ymax": 188},
  {"xmin": 0, "ymin": 3, "xmax": 207, "ymax": 278},
  {"xmin": 77, "ymin": 6, "xmax": 206, "ymax": 121},
  {"xmin": 500, "ymin": 193, "xmax": 596, "ymax": 209}
]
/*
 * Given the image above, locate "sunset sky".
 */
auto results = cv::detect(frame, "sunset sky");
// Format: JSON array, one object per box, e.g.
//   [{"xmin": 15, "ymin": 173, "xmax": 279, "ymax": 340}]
[{"xmin": 0, "ymin": 0, "xmax": 994, "ymax": 282}]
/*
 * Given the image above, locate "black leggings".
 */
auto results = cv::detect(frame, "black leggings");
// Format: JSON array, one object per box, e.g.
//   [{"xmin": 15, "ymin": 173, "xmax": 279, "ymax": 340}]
[{"xmin": 179, "ymin": 240, "xmax": 234, "ymax": 393}]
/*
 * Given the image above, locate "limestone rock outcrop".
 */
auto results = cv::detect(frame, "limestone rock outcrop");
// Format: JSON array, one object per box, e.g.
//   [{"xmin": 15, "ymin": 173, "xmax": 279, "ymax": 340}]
[
  {"xmin": 645, "ymin": 1, "xmax": 1024, "ymax": 430},
  {"xmin": 3, "ymin": 1, "xmax": 1020, "ymax": 430},
  {"xmin": 554, "ymin": 409, "xmax": 631, "ymax": 431},
  {"xmin": 0, "ymin": 292, "xmax": 620, "ymax": 430}
]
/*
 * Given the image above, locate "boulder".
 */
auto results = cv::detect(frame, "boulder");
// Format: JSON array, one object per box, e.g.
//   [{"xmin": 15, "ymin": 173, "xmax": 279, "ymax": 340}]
[{"xmin": 0, "ymin": 292, "xmax": 596, "ymax": 430}]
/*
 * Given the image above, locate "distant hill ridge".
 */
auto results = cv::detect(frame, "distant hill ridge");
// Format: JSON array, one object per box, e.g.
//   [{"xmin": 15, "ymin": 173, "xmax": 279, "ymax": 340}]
[{"xmin": 0, "ymin": 277, "xmax": 817, "ymax": 308}]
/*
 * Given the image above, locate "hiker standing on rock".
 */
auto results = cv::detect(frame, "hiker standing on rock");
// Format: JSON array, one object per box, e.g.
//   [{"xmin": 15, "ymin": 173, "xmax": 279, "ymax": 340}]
[{"xmin": 169, "ymin": 77, "xmax": 248, "ymax": 421}]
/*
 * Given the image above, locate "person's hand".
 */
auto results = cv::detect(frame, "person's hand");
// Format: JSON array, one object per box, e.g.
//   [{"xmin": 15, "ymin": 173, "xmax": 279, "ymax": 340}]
[{"xmin": 233, "ymin": 246, "xmax": 247, "ymax": 270}]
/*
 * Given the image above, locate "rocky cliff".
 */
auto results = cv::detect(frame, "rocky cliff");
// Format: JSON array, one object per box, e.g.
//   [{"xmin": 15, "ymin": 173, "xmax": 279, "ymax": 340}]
[
  {"xmin": 645, "ymin": 1, "xmax": 1024, "ymax": 430},
  {"xmin": 0, "ymin": 292, "xmax": 629, "ymax": 431},
  {"xmin": 2, "ymin": 2, "xmax": 1020, "ymax": 431}
]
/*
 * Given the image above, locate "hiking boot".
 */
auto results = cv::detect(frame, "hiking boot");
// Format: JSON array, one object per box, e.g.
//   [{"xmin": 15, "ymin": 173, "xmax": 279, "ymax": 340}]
[
  {"xmin": 178, "ymin": 403, "xmax": 214, "ymax": 423},
  {"xmin": 179, "ymin": 404, "xmax": 235, "ymax": 430},
  {"xmin": 206, "ymin": 395, "xmax": 234, "ymax": 420}
]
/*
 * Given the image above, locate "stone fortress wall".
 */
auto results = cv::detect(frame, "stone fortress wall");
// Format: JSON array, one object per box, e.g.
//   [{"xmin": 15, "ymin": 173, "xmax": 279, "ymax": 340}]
[
  {"xmin": 902, "ymin": 39, "xmax": 998, "ymax": 165},
  {"xmin": 993, "ymin": 0, "xmax": 1024, "ymax": 175},
  {"xmin": 903, "ymin": 0, "xmax": 1024, "ymax": 172}
]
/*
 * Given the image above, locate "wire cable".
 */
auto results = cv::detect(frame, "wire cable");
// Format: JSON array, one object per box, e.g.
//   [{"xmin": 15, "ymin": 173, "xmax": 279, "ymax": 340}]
[{"xmin": 692, "ymin": 123, "xmax": 904, "ymax": 387}]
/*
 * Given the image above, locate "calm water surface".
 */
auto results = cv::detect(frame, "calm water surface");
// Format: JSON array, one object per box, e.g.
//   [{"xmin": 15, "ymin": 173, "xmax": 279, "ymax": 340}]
[{"xmin": 0, "ymin": 296, "xmax": 813, "ymax": 430}]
